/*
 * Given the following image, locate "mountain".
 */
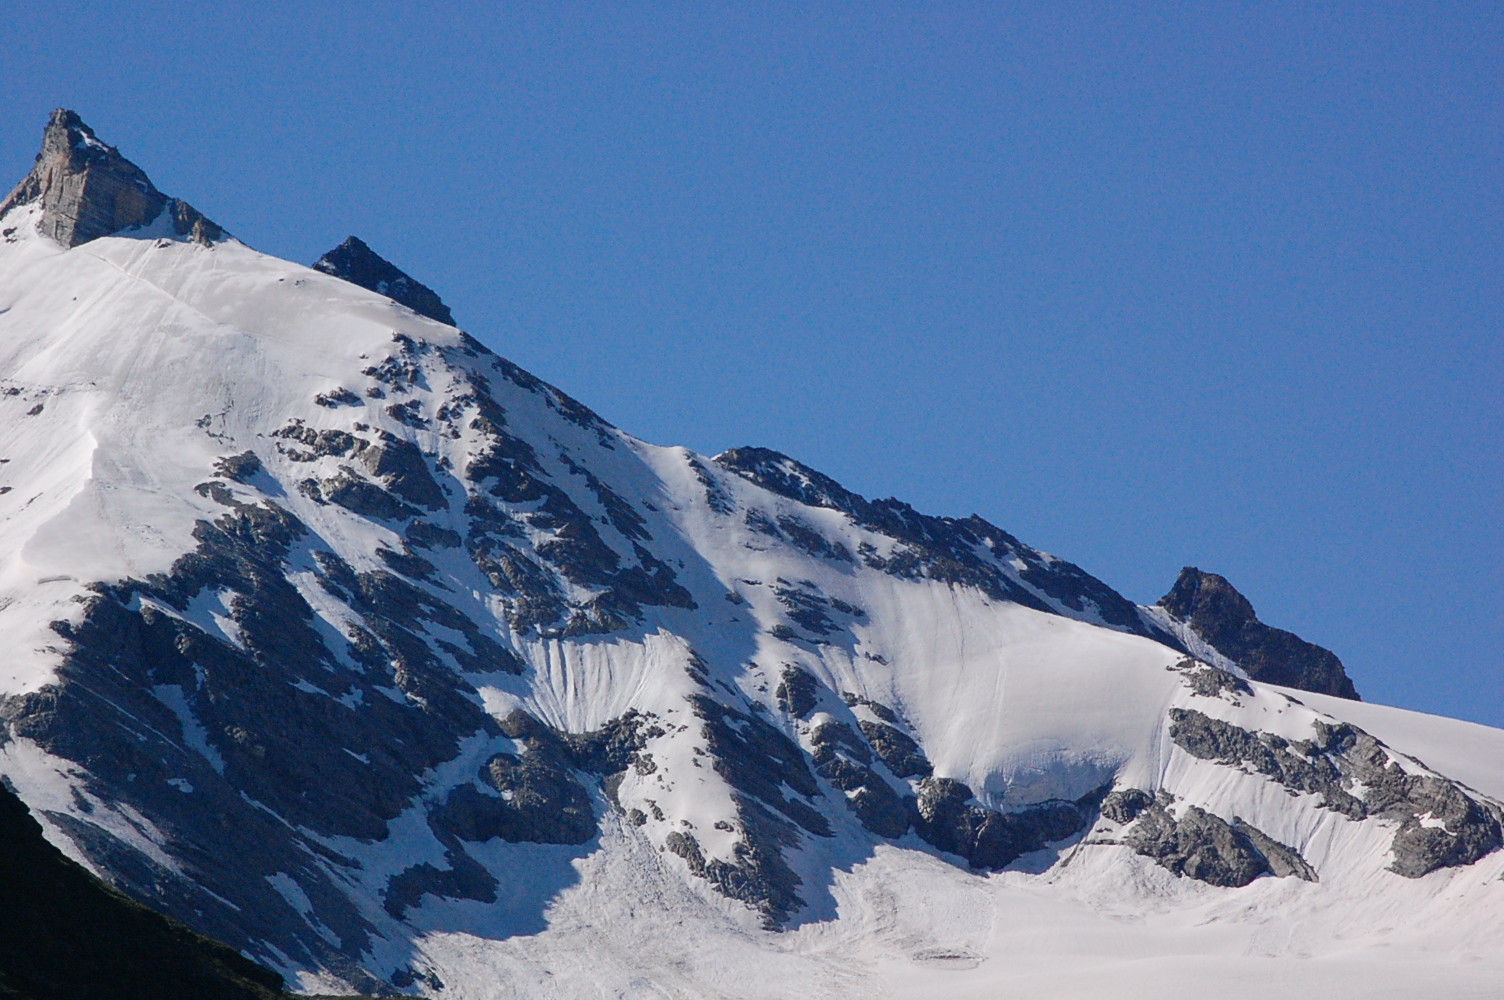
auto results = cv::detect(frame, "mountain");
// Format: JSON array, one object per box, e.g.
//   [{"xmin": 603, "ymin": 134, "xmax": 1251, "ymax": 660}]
[{"xmin": 1, "ymin": 110, "xmax": 1500, "ymax": 999}]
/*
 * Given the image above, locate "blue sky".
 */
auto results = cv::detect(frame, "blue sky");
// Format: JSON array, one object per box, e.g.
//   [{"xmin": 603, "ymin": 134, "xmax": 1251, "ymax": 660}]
[{"xmin": 4, "ymin": 3, "xmax": 1500, "ymax": 726}]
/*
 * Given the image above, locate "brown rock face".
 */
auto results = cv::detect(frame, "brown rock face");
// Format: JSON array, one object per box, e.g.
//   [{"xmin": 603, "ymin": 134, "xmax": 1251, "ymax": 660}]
[{"xmin": 0, "ymin": 109, "xmax": 222, "ymax": 247}]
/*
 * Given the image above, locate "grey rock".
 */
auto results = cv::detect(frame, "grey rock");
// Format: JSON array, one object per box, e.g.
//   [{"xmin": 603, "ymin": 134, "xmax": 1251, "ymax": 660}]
[
  {"xmin": 212, "ymin": 451, "xmax": 262, "ymax": 483},
  {"xmin": 775, "ymin": 666, "xmax": 818, "ymax": 718},
  {"xmin": 858, "ymin": 720, "xmax": 932, "ymax": 779},
  {"xmin": 1169, "ymin": 708, "xmax": 1502, "ymax": 876},
  {"xmin": 913, "ymin": 777, "xmax": 1102, "ymax": 870},
  {"xmin": 1114, "ymin": 792, "xmax": 1317, "ymax": 887},
  {"xmin": 1158, "ymin": 567, "xmax": 1359, "ymax": 699},
  {"xmin": 1100, "ymin": 787, "xmax": 1154, "ymax": 825},
  {"xmin": 0, "ymin": 109, "xmax": 222, "ymax": 247},
  {"xmin": 809, "ymin": 719, "xmax": 911, "ymax": 839},
  {"xmin": 313, "ymin": 236, "xmax": 456, "ymax": 326}
]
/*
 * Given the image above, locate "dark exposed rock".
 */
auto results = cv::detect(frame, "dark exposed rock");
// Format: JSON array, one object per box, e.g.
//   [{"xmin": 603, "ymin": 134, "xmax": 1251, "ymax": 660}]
[
  {"xmin": 773, "ymin": 583, "xmax": 838, "ymax": 636},
  {"xmin": 913, "ymin": 778, "xmax": 1103, "ymax": 870},
  {"xmin": 436, "ymin": 748, "xmax": 595, "ymax": 846},
  {"xmin": 1234, "ymin": 818, "xmax": 1319, "ymax": 881},
  {"xmin": 776, "ymin": 515, "xmax": 853, "ymax": 562},
  {"xmin": 1100, "ymin": 788, "xmax": 1154, "ymax": 825},
  {"xmin": 376, "ymin": 545, "xmax": 437, "ymax": 581},
  {"xmin": 448, "ymin": 381, "xmax": 692, "ymax": 635},
  {"xmin": 775, "ymin": 667, "xmax": 818, "ymax": 719},
  {"xmin": 674, "ymin": 696, "xmax": 832, "ymax": 923},
  {"xmin": 310, "ymin": 470, "xmax": 420, "ymax": 521},
  {"xmin": 273, "ymin": 420, "xmax": 362, "ymax": 461},
  {"xmin": 1181, "ymin": 661, "xmax": 1254, "ymax": 701},
  {"xmin": 858, "ymin": 720, "xmax": 932, "ymax": 779},
  {"xmin": 405, "ymin": 519, "xmax": 462, "ymax": 550},
  {"xmin": 1, "ymin": 109, "xmax": 222, "ymax": 247},
  {"xmin": 666, "ymin": 795, "xmax": 805, "ymax": 928},
  {"xmin": 313, "ymin": 236, "xmax": 456, "ymax": 326},
  {"xmin": 383, "ymin": 840, "xmax": 498, "ymax": 920},
  {"xmin": 687, "ymin": 456, "xmax": 737, "ymax": 515},
  {"xmin": 358, "ymin": 437, "xmax": 446, "ymax": 511},
  {"xmin": 0, "ymin": 487, "xmax": 554, "ymax": 972},
  {"xmin": 386, "ymin": 399, "xmax": 429, "ymax": 428},
  {"xmin": 558, "ymin": 451, "xmax": 651, "ymax": 542},
  {"xmin": 692, "ymin": 696, "xmax": 829, "ymax": 837},
  {"xmin": 213, "ymin": 451, "xmax": 263, "ymax": 483},
  {"xmin": 809, "ymin": 721, "xmax": 911, "ymax": 839},
  {"xmin": 1169, "ymin": 709, "xmax": 1502, "ymax": 876},
  {"xmin": 1115, "ymin": 795, "xmax": 1315, "ymax": 887},
  {"xmin": 1158, "ymin": 567, "xmax": 1359, "ymax": 699},
  {"xmin": 314, "ymin": 387, "xmax": 363, "ymax": 408}
]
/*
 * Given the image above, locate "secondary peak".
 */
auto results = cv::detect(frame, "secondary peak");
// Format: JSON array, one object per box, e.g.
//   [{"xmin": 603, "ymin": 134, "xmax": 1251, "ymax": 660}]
[{"xmin": 312, "ymin": 235, "xmax": 456, "ymax": 326}]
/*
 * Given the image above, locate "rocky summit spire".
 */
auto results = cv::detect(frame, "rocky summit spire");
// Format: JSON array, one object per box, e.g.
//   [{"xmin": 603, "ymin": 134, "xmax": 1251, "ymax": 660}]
[
  {"xmin": 1158, "ymin": 566, "xmax": 1360, "ymax": 699},
  {"xmin": 0, "ymin": 109, "xmax": 222, "ymax": 247},
  {"xmin": 312, "ymin": 235, "xmax": 456, "ymax": 326}
]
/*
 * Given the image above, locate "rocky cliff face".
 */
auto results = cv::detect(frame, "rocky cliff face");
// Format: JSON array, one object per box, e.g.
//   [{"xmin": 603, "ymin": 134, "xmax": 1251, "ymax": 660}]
[
  {"xmin": 0, "ymin": 109, "xmax": 221, "ymax": 247},
  {"xmin": 1155, "ymin": 567, "xmax": 1360, "ymax": 699},
  {"xmin": 313, "ymin": 236, "xmax": 456, "ymax": 326}
]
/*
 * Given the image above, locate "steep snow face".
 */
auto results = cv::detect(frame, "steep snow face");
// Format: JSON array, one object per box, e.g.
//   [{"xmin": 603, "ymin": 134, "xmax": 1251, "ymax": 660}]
[{"xmin": 1, "ymin": 186, "xmax": 1501, "ymax": 999}]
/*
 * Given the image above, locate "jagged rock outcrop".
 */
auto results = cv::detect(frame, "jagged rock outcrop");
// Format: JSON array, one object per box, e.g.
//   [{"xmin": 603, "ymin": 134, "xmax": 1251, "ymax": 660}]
[
  {"xmin": 313, "ymin": 235, "xmax": 456, "ymax": 326},
  {"xmin": 1101, "ymin": 789, "xmax": 1318, "ymax": 887},
  {"xmin": 0, "ymin": 109, "xmax": 221, "ymax": 247},
  {"xmin": 1157, "ymin": 567, "xmax": 1359, "ymax": 699},
  {"xmin": 1167, "ymin": 708, "xmax": 1503, "ymax": 876}
]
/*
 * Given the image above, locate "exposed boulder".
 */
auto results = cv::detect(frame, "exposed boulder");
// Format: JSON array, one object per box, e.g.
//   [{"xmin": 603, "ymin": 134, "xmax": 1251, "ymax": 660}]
[
  {"xmin": 1106, "ymin": 790, "xmax": 1317, "ymax": 887},
  {"xmin": 913, "ymin": 777, "xmax": 1102, "ymax": 870}
]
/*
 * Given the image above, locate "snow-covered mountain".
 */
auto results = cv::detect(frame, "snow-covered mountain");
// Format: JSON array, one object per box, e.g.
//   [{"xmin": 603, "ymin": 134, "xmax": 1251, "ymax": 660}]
[{"xmin": 1, "ymin": 110, "xmax": 1501, "ymax": 999}]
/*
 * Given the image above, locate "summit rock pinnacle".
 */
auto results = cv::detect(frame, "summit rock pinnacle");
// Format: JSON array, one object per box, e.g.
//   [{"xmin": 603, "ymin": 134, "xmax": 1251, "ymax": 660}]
[{"xmin": 0, "ymin": 109, "xmax": 223, "ymax": 248}]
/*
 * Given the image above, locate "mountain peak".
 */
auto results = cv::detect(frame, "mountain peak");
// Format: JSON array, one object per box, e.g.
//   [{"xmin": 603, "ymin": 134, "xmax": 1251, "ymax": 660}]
[
  {"xmin": 1158, "ymin": 566, "xmax": 1360, "ymax": 699},
  {"xmin": 312, "ymin": 235, "xmax": 456, "ymax": 326},
  {"xmin": 0, "ymin": 108, "xmax": 223, "ymax": 247}
]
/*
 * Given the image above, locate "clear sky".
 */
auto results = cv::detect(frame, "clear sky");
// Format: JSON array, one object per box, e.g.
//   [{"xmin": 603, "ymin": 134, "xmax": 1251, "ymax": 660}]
[{"xmin": 4, "ymin": 3, "xmax": 1500, "ymax": 727}]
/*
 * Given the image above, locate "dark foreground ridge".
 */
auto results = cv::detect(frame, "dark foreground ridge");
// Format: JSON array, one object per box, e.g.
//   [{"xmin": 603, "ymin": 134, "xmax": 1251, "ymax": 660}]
[
  {"xmin": 1158, "ymin": 567, "xmax": 1360, "ymax": 699},
  {"xmin": 314, "ymin": 235, "xmax": 456, "ymax": 326},
  {"xmin": 0, "ymin": 782, "xmax": 285, "ymax": 1000},
  {"xmin": 0, "ymin": 109, "xmax": 222, "ymax": 247}
]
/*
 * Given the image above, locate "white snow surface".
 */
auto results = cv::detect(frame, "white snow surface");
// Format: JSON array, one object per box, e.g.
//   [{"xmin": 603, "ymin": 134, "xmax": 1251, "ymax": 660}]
[{"xmin": 0, "ymin": 204, "xmax": 1501, "ymax": 999}]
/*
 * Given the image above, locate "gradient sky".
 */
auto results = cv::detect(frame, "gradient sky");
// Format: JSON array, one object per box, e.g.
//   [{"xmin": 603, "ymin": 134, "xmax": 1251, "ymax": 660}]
[{"xmin": 3, "ymin": 3, "xmax": 1500, "ymax": 727}]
